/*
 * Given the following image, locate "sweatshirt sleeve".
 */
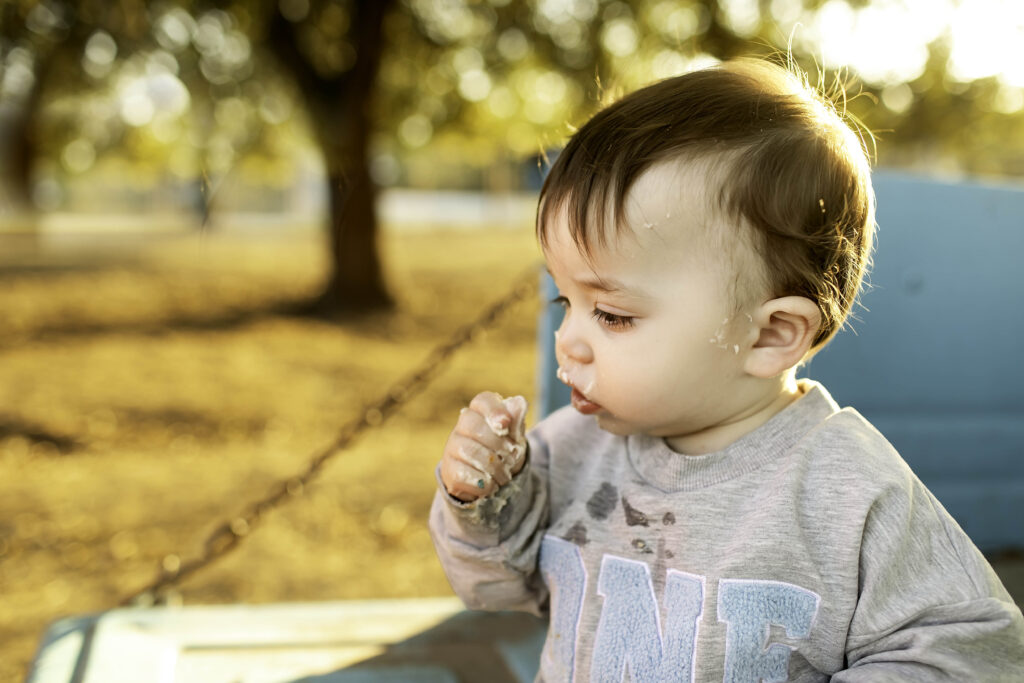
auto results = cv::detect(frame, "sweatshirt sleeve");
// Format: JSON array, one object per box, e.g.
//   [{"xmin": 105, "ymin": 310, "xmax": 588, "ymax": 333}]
[
  {"xmin": 832, "ymin": 475, "xmax": 1024, "ymax": 681},
  {"xmin": 428, "ymin": 431, "xmax": 551, "ymax": 617}
]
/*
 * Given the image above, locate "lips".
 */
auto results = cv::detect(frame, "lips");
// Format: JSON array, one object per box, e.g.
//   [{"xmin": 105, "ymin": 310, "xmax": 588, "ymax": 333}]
[
  {"xmin": 571, "ymin": 388, "xmax": 603, "ymax": 415},
  {"xmin": 557, "ymin": 364, "xmax": 603, "ymax": 415}
]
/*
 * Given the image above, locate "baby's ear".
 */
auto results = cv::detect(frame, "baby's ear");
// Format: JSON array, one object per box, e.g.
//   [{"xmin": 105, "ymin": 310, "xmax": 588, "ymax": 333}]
[{"xmin": 742, "ymin": 297, "xmax": 821, "ymax": 378}]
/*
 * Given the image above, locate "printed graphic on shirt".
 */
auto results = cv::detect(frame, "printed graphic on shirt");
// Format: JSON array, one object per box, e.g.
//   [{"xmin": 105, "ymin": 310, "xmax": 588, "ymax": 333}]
[
  {"xmin": 592, "ymin": 557, "xmax": 704, "ymax": 682},
  {"xmin": 718, "ymin": 579, "xmax": 821, "ymax": 683},
  {"xmin": 539, "ymin": 534, "xmax": 821, "ymax": 683},
  {"xmin": 539, "ymin": 536, "xmax": 588, "ymax": 680}
]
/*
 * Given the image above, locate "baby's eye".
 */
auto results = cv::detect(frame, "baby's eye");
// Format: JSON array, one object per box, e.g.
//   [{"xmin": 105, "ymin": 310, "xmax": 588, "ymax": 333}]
[
  {"xmin": 592, "ymin": 308, "xmax": 635, "ymax": 330},
  {"xmin": 551, "ymin": 296, "xmax": 569, "ymax": 309}
]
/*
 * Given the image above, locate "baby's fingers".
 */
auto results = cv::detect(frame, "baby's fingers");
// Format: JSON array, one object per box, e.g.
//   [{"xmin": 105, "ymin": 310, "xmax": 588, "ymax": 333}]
[
  {"xmin": 469, "ymin": 391, "xmax": 514, "ymax": 437},
  {"xmin": 454, "ymin": 406, "xmax": 510, "ymax": 455},
  {"xmin": 440, "ymin": 448, "xmax": 497, "ymax": 501},
  {"xmin": 452, "ymin": 437, "xmax": 512, "ymax": 487}
]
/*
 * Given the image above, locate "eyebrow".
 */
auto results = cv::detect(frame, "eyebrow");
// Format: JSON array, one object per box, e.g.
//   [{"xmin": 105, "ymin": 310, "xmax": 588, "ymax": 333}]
[
  {"xmin": 575, "ymin": 275, "xmax": 631, "ymax": 293},
  {"xmin": 546, "ymin": 268, "xmax": 651, "ymax": 298}
]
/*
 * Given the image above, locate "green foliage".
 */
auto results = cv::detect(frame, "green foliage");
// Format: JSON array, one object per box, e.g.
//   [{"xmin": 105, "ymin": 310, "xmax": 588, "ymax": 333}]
[{"xmin": 2, "ymin": 0, "xmax": 1022, "ymax": 203}]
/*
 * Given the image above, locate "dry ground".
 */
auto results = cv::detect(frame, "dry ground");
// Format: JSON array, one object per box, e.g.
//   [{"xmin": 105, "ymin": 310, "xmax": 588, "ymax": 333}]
[{"xmin": 0, "ymin": 222, "xmax": 543, "ymax": 681}]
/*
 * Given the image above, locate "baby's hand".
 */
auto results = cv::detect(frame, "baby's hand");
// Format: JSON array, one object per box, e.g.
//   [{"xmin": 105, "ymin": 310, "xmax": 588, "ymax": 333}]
[{"xmin": 440, "ymin": 392, "xmax": 528, "ymax": 502}]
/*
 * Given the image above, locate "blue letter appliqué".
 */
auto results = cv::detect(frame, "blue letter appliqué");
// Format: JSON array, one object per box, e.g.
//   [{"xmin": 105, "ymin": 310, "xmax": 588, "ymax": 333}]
[
  {"xmin": 591, "ymin": 556, "xmax": 704, "ymax": 682},
  {"xmin": 717, "ymin": 579, "xmax": 821, "ymax": 683},
  {"xmin": 539, "ymin": 536, "xmax": 588, "ymax": 680},
  {"xmin": 538, "ymin": 535, "xmax": 819, "ymax": 682}
]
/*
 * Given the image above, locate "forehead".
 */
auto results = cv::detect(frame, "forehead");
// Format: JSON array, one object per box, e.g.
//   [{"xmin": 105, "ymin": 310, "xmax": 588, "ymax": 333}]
[
  {"xmin": 541, "ymin": 158, "xmax": 763, "ymax": 302},
  {"xmin": 621, "ymin": 159, "xmax": 719, "ymax": 241},
  {"xmin": 552, "ymin": 158, "xmax": 725, "ymax": 263},
  {"xmin": 544, "ymin": 165, "xmax": 704, "ymax": 269}
]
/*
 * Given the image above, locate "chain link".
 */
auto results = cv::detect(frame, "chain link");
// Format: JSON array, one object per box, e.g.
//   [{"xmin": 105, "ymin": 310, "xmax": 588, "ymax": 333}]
[{"xmin": 121, "ymin": 264, "xmax": 541, "ymax": 606}]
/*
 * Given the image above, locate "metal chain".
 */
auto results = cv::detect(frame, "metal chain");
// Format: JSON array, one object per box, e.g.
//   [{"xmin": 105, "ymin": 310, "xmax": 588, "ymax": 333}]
[{"xmin": 121, "ymin": 264, "xmax": 541, "ymax": 607}]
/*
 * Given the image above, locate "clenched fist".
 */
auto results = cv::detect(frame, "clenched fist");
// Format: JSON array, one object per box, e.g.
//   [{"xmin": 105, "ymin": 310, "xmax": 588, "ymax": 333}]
[{"xmin": 440, "ymin": 392, "xmax": 528, "ymax": 502}]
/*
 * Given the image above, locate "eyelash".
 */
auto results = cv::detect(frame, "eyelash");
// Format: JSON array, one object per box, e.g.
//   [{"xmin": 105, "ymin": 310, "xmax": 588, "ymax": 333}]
[{"xmin": 551, "ymin": 296, "xmax": 636, "ymax": 330}]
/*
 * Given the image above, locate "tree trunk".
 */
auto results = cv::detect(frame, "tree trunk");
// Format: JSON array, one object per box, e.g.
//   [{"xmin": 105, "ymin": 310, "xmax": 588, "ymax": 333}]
[
  {"xmin": 0, "ymin": 100, "xmax": 37, "ymax": 226},
  {"xmin": 267, "ymin": 0, "xmax": 395, "ymax": 316},
  {"xmin": 0, "ymin": 47, "xmax": 59, "ymax": 242},
  {"xmin": 320, "ymin": 0, "xmax": 394, "ymax": 313},
  {"xmin": 319, "ymin": 121, "xmax": 391, "ymax": 312}
]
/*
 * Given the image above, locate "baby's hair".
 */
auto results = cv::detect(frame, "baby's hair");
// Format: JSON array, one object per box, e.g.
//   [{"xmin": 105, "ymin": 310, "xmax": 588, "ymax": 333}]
[{"xmin": 536, "ymin": 58, "xmax": 876, "ymax": 353}]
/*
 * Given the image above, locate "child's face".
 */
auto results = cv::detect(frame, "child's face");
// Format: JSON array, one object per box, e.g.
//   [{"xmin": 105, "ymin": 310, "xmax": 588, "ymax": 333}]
[{"xmin": 544, "ymin": 161, "xmax": 761, "ymax": 448}]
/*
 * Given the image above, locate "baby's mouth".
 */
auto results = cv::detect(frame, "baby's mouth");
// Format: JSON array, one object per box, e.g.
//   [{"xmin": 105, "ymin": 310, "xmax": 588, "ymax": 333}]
[
  {"xmin": 557, "ymin": 367, "xmax": 602, "ymax": 415},
  {"xmin": 570, "ymin": 387, "xmax": 603, "ymax": 415}
]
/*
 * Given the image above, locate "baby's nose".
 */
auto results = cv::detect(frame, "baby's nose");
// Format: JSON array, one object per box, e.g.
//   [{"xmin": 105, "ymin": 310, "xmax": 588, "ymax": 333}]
[{"xmin": 555, "ymin": 325, "xmax": 593, "ymax": 365}]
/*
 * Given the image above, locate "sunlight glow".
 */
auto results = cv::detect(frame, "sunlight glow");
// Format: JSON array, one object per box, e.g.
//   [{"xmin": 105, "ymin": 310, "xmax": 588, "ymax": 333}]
[
  {"xmin": 117, "ymin": 71, "xmax": 190, "ymax": 127},
  {"xmin": 601, "ymin": 18, "xmax": 639, "ymax": 57},
  {"xmin": 719, "ymin": 0, "xmax": 760, "ymax": 38},
  {"xmin": 803, "ymin": 0, "xmax": 946, "ymax": 85},
  {"xmin": 648, "ymin": 2, "xmax": 704, "ymax": 41},
  {"xmin": 948, "ymin": 0, "xmax": 1024, "ymax": 87},
  {"xmin": 798, "ymin": 0, "xmax": 1024, "ymax": 89},
  {"xmin": 458, "ymin": 69, "xmax": 493, "ymax": 102}
]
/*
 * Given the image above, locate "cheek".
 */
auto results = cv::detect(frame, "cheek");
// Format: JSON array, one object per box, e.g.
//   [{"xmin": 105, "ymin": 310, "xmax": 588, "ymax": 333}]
[
  {"xmin": 596, "ymin": 338, "xmax": 670, "ymax": 394},
  {"xmin": 611, "ymin": 328, "xmax": 723, "ymax": 393}
]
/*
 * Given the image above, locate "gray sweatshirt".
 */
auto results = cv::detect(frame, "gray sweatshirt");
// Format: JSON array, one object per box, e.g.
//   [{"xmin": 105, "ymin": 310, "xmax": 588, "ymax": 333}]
[{"xmin": 429, "ymin": 381, "xmax": 1024, "ymax": 681}]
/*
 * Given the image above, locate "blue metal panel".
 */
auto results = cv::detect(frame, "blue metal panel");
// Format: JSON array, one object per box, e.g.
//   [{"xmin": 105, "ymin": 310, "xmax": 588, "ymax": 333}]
[
  {"xmin": 803, "ymin": 171, "xmax": 1024, "ymax": 410},
  {"xmin": 534, "ymin": 170, "xmax": 1024, "ymax": 550},
  {"xmin": 535, "ymin": 270, "xmax": 571, "ymax": 419},
  {"xmin": 800, "ymin": 170, "xmax": 1024, "ymax": 551}
]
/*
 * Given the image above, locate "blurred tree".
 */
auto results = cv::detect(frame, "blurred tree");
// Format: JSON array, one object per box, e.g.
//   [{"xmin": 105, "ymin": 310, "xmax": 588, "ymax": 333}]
[
  {"xmin": 1, "ymin": 0, "xmax": 395, "ymax": 312},
  {"xmin": 2, "ymin": 0, "xmax": 1022, "ymax": 311},
  {"xmin": 0, "ymin": 0, "xmax": 78, "ymax": 222},
  {"xmin": 255, "ymin": 0, "xmax": 395, "ymax": 312},
  {"xmin": 1, "ymin": 0, "xmax": 184, "ymax": 217},
  {"xmin": 378, "ymin": 0, "xmax": 1023, "ymax": 182}
]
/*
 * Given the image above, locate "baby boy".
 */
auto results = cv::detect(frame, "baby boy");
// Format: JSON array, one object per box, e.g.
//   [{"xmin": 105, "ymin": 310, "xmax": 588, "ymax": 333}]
[{"xmin": 429, "ymin": 58, "xmax": 1024, "ymax": 681}]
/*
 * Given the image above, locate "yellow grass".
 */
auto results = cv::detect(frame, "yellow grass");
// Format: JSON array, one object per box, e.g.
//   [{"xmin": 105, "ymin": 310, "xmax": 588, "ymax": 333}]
[{"xmin": 0, "ymin": 223, "xmax": 543, "ymax": 680}]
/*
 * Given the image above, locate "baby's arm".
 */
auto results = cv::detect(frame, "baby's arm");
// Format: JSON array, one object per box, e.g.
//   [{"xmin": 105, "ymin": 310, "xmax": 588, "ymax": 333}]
[
  {"xmin": 428, "ymin": 392, "xmax": 550, "ymax": 616},
  {"xmin": 833, "ymin": 484, "xmax": 1024, "ymax": 680}
]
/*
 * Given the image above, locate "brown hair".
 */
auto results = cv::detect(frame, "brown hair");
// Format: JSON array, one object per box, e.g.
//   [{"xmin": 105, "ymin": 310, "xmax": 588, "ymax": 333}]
[{"xmin": 537, "ymin": 58, "xmax": 875, "ymax": 353}]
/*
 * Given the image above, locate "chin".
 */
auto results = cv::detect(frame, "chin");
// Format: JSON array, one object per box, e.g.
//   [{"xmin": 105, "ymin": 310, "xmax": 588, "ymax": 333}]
[{"xmin": 594, "ymin": 414, "xmax": 639, "ymax": 436}]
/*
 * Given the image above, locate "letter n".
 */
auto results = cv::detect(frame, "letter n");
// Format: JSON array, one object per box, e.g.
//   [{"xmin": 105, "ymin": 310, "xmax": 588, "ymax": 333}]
[{"xmin": 591, "ymin": 556, "xmax": 704, "ymax": 682}]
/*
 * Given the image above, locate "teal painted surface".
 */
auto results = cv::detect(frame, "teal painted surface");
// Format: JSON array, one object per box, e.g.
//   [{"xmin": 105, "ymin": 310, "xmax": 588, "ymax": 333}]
[
  {"xmin": 536, "ymin": 270, "xmax": 572, "ymax": 419},
  {"xmin": 28, "ymin": 600, "xmax": 546, "ymax": 683},
  {"xmin": 801, "ymin": 171, "xmax": 1024, "ymax": 551}
]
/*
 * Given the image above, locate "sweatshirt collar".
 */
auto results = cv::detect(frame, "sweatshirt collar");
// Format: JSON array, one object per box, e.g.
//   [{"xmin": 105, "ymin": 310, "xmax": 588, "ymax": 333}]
[{"xmin": 625, "ymin": 380, "xmax": 839, "ymax": 492}]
